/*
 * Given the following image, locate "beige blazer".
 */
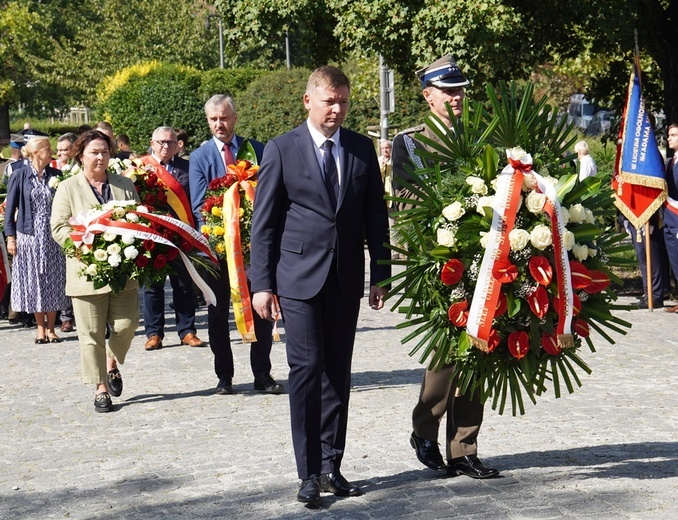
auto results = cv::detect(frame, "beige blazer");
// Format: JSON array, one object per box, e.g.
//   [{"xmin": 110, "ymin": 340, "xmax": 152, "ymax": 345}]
[{"xmin": 50, "ymin": 172, "xmax": 141, "ymax": 296}]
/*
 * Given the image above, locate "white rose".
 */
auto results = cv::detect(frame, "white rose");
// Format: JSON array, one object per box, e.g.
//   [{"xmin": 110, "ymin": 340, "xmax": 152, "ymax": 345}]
[
  {"xmin": 490, "ymin": 178, "xmax": 498, "ymax": 192},
  {"xmin": 522, "ymin": 173, "xmax": 538, "ymax": 192},
  {"xmin": 70, "ymin": 165, "xmax": 81, "ymax": 175},
  {"xmin": 563, "ymin": 230, "xmax": 575, "ymax": 251},
  {"xmin": 442, "ymin": 201, "xmax": 465, "ymax": 221},
  {"xmin": 476, "ymin": 196, "xmax": 494, "ymax": 216},
  {"xmin": 584, "ymin": 208, "xmax": 595, "ymax": 224},
  {"xmin": 123, "ymin": 246, "xmax": 139, "ymax": 259},
  {"xmin": 588, "ymin": 247, "xmax": 598, "ymax": 258},
  {"xmin": 80, "ymin": 245, "xmax": 91, "ymax": 254},
  {"xmin": 509, "ymin": 228, "xmax": 530, "ymax": 251},
  {"xmin": 94, "ymin": 249, "xmax": 108, "ymax": 261},
  {"xmin": 125, "ymin": 213, "xmax": 139, "ymax": 223},
  {"xmin": 48, "ymin": 177, "xmax": 60, "ymax": 189},
  {"xmin": 103, "ymin": 231, "xmax": 117, "ymax": 242},
  {"xmin": 136, "ymin": 205, "xmax": 149, "ymax": 213},
  {"xmin": 568, "ymin": 203, "xmax": 586, "ymax": 224},
  {"xmin": 121, "ymin": 234, "xmax": 136, "ymax": 245},
  {"xmin": 113, "ymin": 207, "xmax": 126, "ymax": 218},
  {"xmin": 525, "ymin": 191, "xmax": 546, "ymax": 214},
  {"xmin": 479, "ymin": 231, "xmax": 490, "ymax": 249},
  {"xmin": 436, "ymin": 228, "xmax": 456, "ymax": 247},
  {"xmin": 560, "ymin": 206, "xmax": 570, "ymax": 225},
  {"xmin": 107, "ymin": 243, "xmax": 121, "ymax": 255},
  {"xmin": 85, "ymin": 264, "xmax": 98, "ymax": 276},
  {"xmin": 466, "ymin": 176, "xmax": 488, "ymax": 195},
  {"xmin": 530, "ymin": 225, "xmax": 553, "ymax": 250},
  {"xmin": 572, "ymin": 243, "xmax": 589, "ymax": 261},
  {"xmin": 123, "ymin": 159, "xmax": 133, "ymax": 167},
  {"xmin": 108, "ymin": 253, "xmax": 122, "ymax": 267},
  {"xmin": 542, "ymin": 176, "xmax": 558, "ymax": 187},
  {"xmin": 102, "ymin": 202, "xmax": 116, "ymax": 211},
  {"xmin": 507, "ymin": 147, "xmax": 527, "ymax": 161}
]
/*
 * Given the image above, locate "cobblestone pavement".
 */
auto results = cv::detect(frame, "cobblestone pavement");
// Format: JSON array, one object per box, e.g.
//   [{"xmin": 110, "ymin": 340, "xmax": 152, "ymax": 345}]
[{"xmin": 1, "ymin": 285, "xmax": 677, "ymax": 519}]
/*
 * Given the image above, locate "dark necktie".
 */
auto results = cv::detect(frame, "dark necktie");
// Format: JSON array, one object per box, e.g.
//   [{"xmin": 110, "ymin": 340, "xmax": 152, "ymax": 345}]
[{"xmin": 322, "ymin": 140, "xmax": 339, "ymax": 209}]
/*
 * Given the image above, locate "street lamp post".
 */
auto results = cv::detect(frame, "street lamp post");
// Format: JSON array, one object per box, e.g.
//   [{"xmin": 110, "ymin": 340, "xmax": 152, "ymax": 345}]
[{"xmin": 206, "ymin": 14, "xmax": 224, "ymax": 69}]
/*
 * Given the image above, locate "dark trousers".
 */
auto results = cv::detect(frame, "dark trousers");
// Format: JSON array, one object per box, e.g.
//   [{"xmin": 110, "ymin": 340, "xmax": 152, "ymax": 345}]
[
  {"xmin": 280, "ymin": 265, "xmax": 361, "ymax": 479},
  {"xmin": 143, "ymin": 260, "xmax": 196, "ymax": 340},
  {"xmin": 201, "ymin": 258, "xmax": 273, "ymax": 380},
  {"xmin": 622, "ymin": 217, "xmax": 669, "ymax": 302}
]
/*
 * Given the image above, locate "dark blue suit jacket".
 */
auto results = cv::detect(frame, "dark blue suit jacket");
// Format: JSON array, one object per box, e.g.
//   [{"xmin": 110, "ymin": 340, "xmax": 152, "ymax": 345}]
[
  {"xmin": 4, "ymin": 164, "xmax": 60, "ymax": 237},
  {"xmin": 250, "ymin": 123, "xmax": 390, "ymax": 301},
  {"xmin": 188, "ymin": 135, "xmax": 264, "ymax": 228}
]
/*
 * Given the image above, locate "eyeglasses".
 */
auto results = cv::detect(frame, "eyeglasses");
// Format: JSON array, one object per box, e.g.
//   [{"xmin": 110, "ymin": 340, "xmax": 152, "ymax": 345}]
[{"xmin": 154, "ymin": 140, "xmax": 177, "ymax": 148}]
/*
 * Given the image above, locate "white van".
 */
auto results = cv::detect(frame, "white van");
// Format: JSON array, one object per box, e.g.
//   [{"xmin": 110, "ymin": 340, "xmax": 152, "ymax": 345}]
[{"xmin": 567, "ymin": 94, "xmax": 596, "ymax": 131}]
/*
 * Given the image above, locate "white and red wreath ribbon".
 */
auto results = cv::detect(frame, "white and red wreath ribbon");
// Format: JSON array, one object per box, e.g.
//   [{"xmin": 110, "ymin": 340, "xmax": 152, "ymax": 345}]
[
  {"xmin": 69, "ymin": 203, "xmax": 217, "ymax": 306},
  {"xmin": 466, "ymin": 149, "xmax": 574, "ymax": 352}
]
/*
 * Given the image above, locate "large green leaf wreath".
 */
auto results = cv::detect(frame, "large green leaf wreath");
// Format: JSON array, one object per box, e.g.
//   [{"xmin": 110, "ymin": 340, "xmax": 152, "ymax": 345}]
[{"xmin": 384, "ymin": 81, "xmax": 634, "ymax": 415}]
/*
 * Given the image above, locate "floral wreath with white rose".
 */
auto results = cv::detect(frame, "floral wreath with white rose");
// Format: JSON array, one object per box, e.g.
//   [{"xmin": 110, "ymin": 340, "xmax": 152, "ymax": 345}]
[{"xmin": 384, "ymin": 81, "xmax": 634, "ymax": 415}]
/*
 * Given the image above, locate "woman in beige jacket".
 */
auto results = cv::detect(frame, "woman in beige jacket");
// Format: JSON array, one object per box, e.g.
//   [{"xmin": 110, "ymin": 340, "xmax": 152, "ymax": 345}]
[{"xmin": 51, "ymin": 130, "xmax": 140, "ymax": 413}]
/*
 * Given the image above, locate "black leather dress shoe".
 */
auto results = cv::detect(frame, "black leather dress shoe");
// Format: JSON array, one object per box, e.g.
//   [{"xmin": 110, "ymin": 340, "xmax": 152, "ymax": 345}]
[
  {"xmin": 254, "ymin": 373, "xmax": 284, "ymax": 394},
  {"xmin": 410, "ymin": 432, "xmax": 446, "ymax": 471},
  {"xmin": 106, "ymin": 368, "xmax": 123, "ymax": 397},
  {"xmin": 319, "ymin": 472, "xmax": 362, "ymax": 497},
  {"xmin": 94, "ymin": 392, "xmax": 113, "ymax": 413},
  {"xmin": 297, "ymin": 477, "xmax": 320, "ymax": 504},
  {"xmin": 448, "ymin": 455, "xmax": 499, "ymax": 479},
  {"xmin": 215, "ymin": 377, "xmax": 233, "ymax": 395}
]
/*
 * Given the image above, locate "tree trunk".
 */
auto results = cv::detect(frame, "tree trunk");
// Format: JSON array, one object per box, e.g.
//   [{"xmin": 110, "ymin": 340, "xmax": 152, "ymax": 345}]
[{"xmin": 0, "ymin": 103, "xmax": 10, "ymax": 145}]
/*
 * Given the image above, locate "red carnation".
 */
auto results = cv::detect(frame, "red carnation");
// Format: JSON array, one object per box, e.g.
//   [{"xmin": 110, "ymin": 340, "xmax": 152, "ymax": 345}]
[
  {"xmin": 448, "ymin": 300, "xmax": 469, "ymax": 327},
  {"xmin": 152, "ymin": 254, "xmax": 168, "ymax": 270},
  {"xmin": 492, "ymin": 259, "xmax": 518, "ymax": 283},
  {"xmin": 508, "ymin": 331, "xmax": 529, "ymax": 360},
  {"xmin": 143, "ymin": 239, "xmax": 156, "ymax": 251},
  {"xmin": 440, "ymin": 259, "xmax": 464, "ymax": 286}
]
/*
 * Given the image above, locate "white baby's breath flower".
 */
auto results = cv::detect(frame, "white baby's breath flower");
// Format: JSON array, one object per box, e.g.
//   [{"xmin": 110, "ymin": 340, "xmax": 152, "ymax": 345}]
[
  {"xmin": 572, "ymin": 243, "xmax": 589, "ymax": 261},
  {"xmin": 509, "ymin": 228, "xmax": 530, "ymax": 251},
  {"xmin": 525, "ymin": 191, "xmax": 546, "ymax": 214},
  {"xmin": 85, "ymin": 264, "xmax": 98, "ymax": 276},
  {"xmin": 563, "ymin": 230, "xmax": 575, "ymax": 251},
  {"xmin": 103, "ymin": 231, "xmax": 117, "ymax": 242},
  {"xmin": 121, "ymin": 234, "xmax": 136, "ymax": 245},
  {"xmin": 123, "ymin": 246, "xmax": 139, "ymax": 260},
  {"xmin": 94, "ymin": 249, "xmax": 108, "ymax": 261},
  {"xmin": 108, "ymin": 253, "xmax": 122, "ymax": 267},
  {"xmin": 107, "ymin": 243, "xmax": 121, "ymax": 255},
  {"xmin": 530, "ymin": 225, "xmax": 553, "ymax": 250},
  {"xmin": 442, "ymin": 201, "xmax": 465, "ymax": 221},
  {"xmin": 436, "ymin": 228, "xmax": 456, "ymax": 247},
  {"xmin": 465, "ymin": 176, "xmax": 488, "ymax": 195}
]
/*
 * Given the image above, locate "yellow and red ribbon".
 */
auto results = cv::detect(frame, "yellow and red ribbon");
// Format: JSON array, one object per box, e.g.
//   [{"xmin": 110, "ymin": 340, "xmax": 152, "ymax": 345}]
[{"xmin": 138, "ymin": 156, "xmax": 195, "ymax": 227}]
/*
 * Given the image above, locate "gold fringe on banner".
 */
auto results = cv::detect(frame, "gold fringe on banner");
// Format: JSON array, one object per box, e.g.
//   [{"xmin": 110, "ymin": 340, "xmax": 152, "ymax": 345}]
[
  {"xmin": 558, "ymin": 333, "xmax": 575, "ymax": 349},
  {"xmin": 470, "ymin": 335, "xmax": 489, "ymax": 353}
]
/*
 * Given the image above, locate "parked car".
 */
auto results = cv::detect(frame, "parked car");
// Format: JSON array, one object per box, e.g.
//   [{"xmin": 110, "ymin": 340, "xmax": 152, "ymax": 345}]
[
  {"xmin": 567, "ymin": 94, "xmax": 596, "ymax": 131},
  {"xmin": 585, "ymin": 110, "xmax": 614, "ymax": 136}
]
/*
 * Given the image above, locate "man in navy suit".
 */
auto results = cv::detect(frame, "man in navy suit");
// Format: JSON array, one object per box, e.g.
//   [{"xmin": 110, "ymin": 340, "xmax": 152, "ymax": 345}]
[
  {"xmin": 662, "ymin": 123, "xmax": 678, "ymax": 310},
  {"xmin": 189, "ymin": 95, "xmax": 282, "ymax": 395},
  {"xmin": 250, "ymin": 66, "xmax": 390, "ymax": 504},
  {"xmin": 141, "ymin": 127, "xmax": 205, "ymax": 351}
]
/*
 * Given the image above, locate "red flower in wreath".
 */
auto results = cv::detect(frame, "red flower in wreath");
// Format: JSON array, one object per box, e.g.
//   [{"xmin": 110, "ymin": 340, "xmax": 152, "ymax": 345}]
[
  {"xmin": 486, "ymin": 328, "xmax": 501, "ymax": 352},
  {"xmin": 508, "ymin": 331, "xmax": 529, "ymax": 359},
  {"xmin": 569, "ymin": 261, "xmax": 592, "ymax": 290},
  {"xmin": 143, "ymin": 239, "xmax": 156, "ymax": 252},
  {"xmin": 573, "ymin": 318, "xmax": 590, "ymax": 338},
  {"xmin": 152, "ymin": 254, "xmax": 167, "ymax": 270},
  {"xmin": 583, "ymin": 270, "xmax": 611, "ymax": 294},
  {"xmin": 541, "ymin": 332, "xmax": 561, "ymax": 355},
  {"xmin": 528, "ymin": 256, "xmax": 553, "ymax": 286},
  {"xmin": 135, "ymin": 255, "xmax": 149, "ymax": 268},
  {"xmin": 495, "ymin": 292, "xmax": 508, "ymax": 316},
  {"xmin": 526, "ymin": 285, "xmax": 549, "ymax": 318},
  {"xmin": 440, "ymin": 258, "xmax": 464, "ymax": 286},
  {"xmin": 166, "ymin": 248, "xmax": 179, "ymax": 261},
  {"xmin": 448, "ymin": 300, "xmax": 469, "ymax": 327},
  {"xmin": 492, "ymin": 259, "xmax": 518, "ymax": 283}
]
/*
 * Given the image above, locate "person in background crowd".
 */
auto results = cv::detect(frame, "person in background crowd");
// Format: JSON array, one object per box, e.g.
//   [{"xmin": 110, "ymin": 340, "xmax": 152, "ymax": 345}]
[
  {"xmin": 4, "ymin": 136, "xmax": 69, "ymax": 344},
  {"xmin": 77, "ymin": 124, "xmax": 92, "ymax": 135},
  {"xmin": 139, "ymin": 126, "xmax": 205, "ymax": 351},
  {"xmin": 392, "ymin": 54, "xmax": 500, "ymax": 481},
  {"xmin": 574, "ymin": 140, "xmax": 597, "ymax": 181},
  {"xmin": 51, "ymin": 130, "xmax": 141, "ymax": 413},
  {"xmin": 51, "ymin": 133, "xmax": 77, "ymax": 171},
  {"xmin": 174, "ymin": 128, "xmax": 190, "ymax": 160},
  {"xmin": 189, "ymin": 94, "xmax": 283, "ymax": 396},
  {"xmin": 250, "ymin": 65, "xmax": 390, "ymax": 504},
  {"xmin": 116, "ymin": 134, "xmax": 134, "ymax": 160}
]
